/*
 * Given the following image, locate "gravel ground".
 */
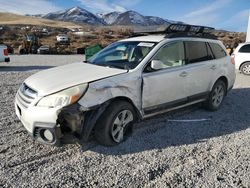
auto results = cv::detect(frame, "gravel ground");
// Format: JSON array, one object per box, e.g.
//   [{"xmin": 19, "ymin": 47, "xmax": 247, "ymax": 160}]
[{"xmin": 0, "ymin": 55, "xmax": 249, "ymax": 187}]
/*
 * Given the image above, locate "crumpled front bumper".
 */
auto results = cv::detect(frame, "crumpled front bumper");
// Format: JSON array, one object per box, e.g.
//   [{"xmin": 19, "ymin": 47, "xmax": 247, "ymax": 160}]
[
  {"xmin": 15, "ymin": 99, "xmax": 63, "ymax": 145},
  {"xmin": 14, "ymin": 91, "xmax": 106, "ymax": 146}
]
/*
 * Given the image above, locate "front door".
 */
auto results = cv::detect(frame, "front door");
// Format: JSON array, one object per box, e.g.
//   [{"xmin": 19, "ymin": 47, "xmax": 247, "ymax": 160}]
[{"xmin": 142, "ymin": 41, "xmax": 188, "ymax": 113}]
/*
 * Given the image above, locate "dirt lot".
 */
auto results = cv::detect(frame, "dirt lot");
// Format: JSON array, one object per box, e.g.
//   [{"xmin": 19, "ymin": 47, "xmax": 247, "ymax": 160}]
[{"xmin": 0, "ymin": 55, "xmax": 249, "ymax": 187}]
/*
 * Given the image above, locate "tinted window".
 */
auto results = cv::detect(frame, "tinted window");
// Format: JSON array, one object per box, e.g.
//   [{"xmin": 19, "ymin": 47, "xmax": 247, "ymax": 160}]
[
  {"xmin": 185, "ymin": 41, "xmax": 213, "ymax": 63},
  {"xmin": 152, "ymin": 41, "xmax": 185, "ymax": 69},
  {"xmin": 206, "ymin": 43, "xmax": 214, "ymax": 58},
  {"xmin": 209, "ymin": 43, "xmax": 227, "ymax": 59},
  {"xmin": 239, "ymin": 44, "xmax": 250, "ymax": 53}
]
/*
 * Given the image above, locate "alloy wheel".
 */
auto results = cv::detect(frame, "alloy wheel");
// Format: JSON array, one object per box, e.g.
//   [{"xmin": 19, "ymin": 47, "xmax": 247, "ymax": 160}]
[
  {"xmin": 111, "ymin": 110, "xmax": 134, "ymax": 143},
  {"xmin": 242, "ymin": 64, "xmax": 250, "ymax": 75},
  {"xmin": 212, "ymin": 84, "xmax": 225, "ymax": 108}
]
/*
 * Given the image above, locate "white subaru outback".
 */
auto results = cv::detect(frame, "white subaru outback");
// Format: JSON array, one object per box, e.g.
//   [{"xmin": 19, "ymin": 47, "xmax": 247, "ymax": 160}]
[{"xmin": 15, "ymin": 24, "xmax": 236, "ymax": 146}]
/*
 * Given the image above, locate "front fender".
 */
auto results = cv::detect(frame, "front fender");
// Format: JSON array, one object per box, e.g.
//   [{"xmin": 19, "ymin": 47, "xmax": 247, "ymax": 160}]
[{"xmin": 78, "ymin": 72, "xmax": 142, "ymax": 115}]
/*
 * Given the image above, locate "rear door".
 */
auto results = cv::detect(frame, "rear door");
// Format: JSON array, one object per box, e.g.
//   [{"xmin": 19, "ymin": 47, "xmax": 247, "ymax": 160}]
[{"xmin": 183, "ymin": 41, "xmax": 215, "ymax": 98}]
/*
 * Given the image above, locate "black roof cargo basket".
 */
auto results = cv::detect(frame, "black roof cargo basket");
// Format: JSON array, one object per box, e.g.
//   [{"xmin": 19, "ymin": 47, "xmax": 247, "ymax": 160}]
[
  {"xmin": 132, "ymin": 24, "xmax": 216, "ymax": 39},
  {"xmin": 165, "ymin": 24, "xmax": 214, "ymax": 33}
]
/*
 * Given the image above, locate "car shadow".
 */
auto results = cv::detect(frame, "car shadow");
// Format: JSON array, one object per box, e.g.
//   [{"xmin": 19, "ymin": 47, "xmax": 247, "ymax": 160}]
[
  {"xmin": 0, "ymin": 66, "xmax": 55, "ymax": 72},
  {"xmin": 80, "ymin": 88, "xmax": 250, "ymax": 155}
]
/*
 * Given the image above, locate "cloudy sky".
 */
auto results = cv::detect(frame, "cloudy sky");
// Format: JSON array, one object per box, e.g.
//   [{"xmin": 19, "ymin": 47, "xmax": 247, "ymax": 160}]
[{"xmin": 0, "ymin": 0, "xmax": 249, "ymax": 31}]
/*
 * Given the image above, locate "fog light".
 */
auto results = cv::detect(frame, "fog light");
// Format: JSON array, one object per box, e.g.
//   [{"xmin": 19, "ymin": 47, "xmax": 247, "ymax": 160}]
[{"xmin": 41, "ymin": 129, "xmax": 54, "ymax": 142}]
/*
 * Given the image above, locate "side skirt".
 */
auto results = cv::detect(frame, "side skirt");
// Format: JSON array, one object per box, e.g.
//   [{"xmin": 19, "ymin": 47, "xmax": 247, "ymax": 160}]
[{"xmin": 143, "ymin": 92, "xmax": 209, "ymax": 119}]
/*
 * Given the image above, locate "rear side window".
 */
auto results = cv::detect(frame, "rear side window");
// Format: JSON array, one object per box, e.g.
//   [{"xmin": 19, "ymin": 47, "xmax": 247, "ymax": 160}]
[
  {"xmin": 209, "ymin": 43, "xmax": 227, "ymax": 59},
  {"xmin": 239, "ymin": 44, "xmax": 250, "ymax": 53},
  {"xmin": 185, "ymin": 41, "xmax": 213, "ymax": 64}
]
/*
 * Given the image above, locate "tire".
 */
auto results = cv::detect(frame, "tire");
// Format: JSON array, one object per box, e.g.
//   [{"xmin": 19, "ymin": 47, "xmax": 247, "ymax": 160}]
[
  {"xmin": 204, "ymin": 80, "xmax": 226, "ymax": 111},
  {"xmin": 94, "ymin": 100, "xmax": 136, "ymax": 146},
  {"xmin": 240, "ymin": 62, "xmax": 250, "ymax": 75}
]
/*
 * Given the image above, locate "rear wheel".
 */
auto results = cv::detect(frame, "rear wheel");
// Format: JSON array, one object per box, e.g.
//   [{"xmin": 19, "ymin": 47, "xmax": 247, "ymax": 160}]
[
  {"xmin": 204, "ymin": 80, "xmax": 226, "ymax": 111},
  {"xmin": 240, "ymin": 62, "xmax": 250, "ymax": 75},
  {"xmin": 95, "ymin": 101, "xmax": 136, "ymax": 146}
]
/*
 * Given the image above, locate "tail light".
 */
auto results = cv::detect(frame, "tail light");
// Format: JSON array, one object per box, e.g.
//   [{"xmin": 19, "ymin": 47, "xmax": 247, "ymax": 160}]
[
  {"xmin": 230, "ymin": 54, "xmax": 235, "ymax": 65},
  {"xmin": 3, "ymin": 48, "xmax": 8, "ymax": 56}
]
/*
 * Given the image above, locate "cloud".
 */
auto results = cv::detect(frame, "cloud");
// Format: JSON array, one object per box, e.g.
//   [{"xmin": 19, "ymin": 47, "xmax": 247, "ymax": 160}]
[
  {"xmin": 77, "ymin": 0, "xmax": 142, "ymax": 13},
  {"xmin": 114, "ymin": 0, "xmax": 142, "ymax": 7},
  {"xmin": 181, "ymin": 0, "xmax": 232, "ymax": 25},
  {"xmin": 0, "ymin": 0, "xmax": 62, "ymax": 15},
  {"xmin": 220, "ymin": 9, "xmax": 250, "ymax": 31},
  {"xmin": 77, "ymin": 0, "xmax": 126, "ymax": 13}
]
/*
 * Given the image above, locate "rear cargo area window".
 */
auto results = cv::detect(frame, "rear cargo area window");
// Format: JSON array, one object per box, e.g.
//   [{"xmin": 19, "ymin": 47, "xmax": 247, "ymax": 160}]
[
  {"xmin": 209, "ymin": 43, "xmax": 227, "ymax": 59},
  {"xmin": 239, "ymin": 44, "xmax": 250, "ymax": 53},
  {"xmin": 185, "ymin": 41, "xmax": 213, "ymax": 63}
]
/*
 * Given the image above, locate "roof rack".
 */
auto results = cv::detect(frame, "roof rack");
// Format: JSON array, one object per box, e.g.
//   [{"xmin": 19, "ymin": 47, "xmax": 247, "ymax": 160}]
[{"xmin": 131, "ymin": 23, "xmax": 216, "ymax": 39}]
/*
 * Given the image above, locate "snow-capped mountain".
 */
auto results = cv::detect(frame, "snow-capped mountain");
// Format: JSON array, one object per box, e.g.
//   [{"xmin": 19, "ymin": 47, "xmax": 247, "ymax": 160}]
[
  {"xmin": 42, "ymin": 7, "xmax": 105, "ymax": 25},
  {"xmin": 40, "ymin": 7, "xmax": 179, "ymax": 26},
  {"xmin": 102, "ymin": 12, "xmax": 122, "ymax": 25},
  {"xmin": 111, "ymin": 11, "xmax": 170, "ymax": 26}
]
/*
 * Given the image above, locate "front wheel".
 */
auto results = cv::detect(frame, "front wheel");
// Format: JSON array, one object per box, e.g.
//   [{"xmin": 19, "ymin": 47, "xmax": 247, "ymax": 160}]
[
  {"xmin": 204, "ymin": 80, "xmax": 226, "ymax": 111},
  {"xmin": 95, "ymin": 101, "xmax": 136, "ymax": 146},
  {"xmin": 240, "ymin": 62, "xmax": 250, "ymax": 75}
]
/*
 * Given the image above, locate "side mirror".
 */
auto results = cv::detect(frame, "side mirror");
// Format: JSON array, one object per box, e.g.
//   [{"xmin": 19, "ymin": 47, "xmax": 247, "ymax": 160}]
[{"xmin": 151, "ymin": 60, "xmax": 165, "ymax": 70}]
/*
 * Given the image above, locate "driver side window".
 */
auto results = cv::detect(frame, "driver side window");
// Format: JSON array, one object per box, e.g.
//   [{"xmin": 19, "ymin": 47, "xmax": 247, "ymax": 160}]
[{"xmin": 153, "ymin": 41, "xmax": 185, "ymax": 69}]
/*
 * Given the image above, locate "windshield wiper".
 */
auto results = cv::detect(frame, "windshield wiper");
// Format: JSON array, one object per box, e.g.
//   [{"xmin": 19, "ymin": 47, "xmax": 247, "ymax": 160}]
[
  {"xmin": 89, "ymin": 62, "xmax": 129, "ymax": 71},
  {"xmin": 97, "ymin": 62, "xmax": 123, "ymax": 69},
  {"xmin": 107, "ymin": 64, "xmax": 122, "ymax": 69}
]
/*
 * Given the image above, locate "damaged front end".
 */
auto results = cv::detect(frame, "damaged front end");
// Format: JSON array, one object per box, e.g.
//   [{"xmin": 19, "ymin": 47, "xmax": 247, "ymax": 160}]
[
  {"xmin": 55, "ymin": 102, "xmax": 110, "ymax": 145},
  {"xmin": 30, "ymin": 104, "xmax": 89, "ymax": 146}
]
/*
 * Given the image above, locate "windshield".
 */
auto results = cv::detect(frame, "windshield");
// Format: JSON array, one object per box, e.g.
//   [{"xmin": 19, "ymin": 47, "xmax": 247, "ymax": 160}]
[{"xmin": 89, "ymin": 41, "xmax": 156, "ymax": 70}]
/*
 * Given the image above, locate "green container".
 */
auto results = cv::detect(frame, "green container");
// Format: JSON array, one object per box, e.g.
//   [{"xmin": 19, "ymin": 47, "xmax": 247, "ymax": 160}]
[{"xmin": 85, "ymin": 44, "xmax": 102, "ymax": 60}]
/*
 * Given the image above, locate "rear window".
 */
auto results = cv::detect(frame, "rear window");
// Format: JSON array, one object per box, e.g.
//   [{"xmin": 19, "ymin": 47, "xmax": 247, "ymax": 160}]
[
  {"xmin": 185, "ymin": 41, "xmax": 213, "ymax": 64},
  {"xmin": 239, "ymin": 44, "xmax": 250, "ymax": 53},
  {"xmin": 209, "ymin": 43, "xmax": 227, "ymax": 59}
]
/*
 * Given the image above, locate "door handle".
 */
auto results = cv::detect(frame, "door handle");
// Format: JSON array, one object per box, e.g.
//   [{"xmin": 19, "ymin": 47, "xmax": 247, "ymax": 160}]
[
  {"xmin": 210, "ymin": 65, "xmax": 216, "ymax": 70},
  {"xmin": 179, "ymin": 71, "xmax": 188, "ymax": 77}
]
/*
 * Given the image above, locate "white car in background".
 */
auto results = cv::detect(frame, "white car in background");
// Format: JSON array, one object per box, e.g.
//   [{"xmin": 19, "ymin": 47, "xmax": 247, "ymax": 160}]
[
  {"xmin": 233, "ymin": 42, "xmax": 250, "ymax": 75},
  {"xmin": 56, "ymin": 34, "xmax": 69, "ymax": 43},
  {"xmin": 0, "ymin": 44, "xmax": 10, "ymax": 63}
]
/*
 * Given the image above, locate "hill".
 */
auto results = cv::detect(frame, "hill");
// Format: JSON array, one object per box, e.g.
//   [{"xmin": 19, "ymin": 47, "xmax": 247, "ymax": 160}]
[{"xmin": 0, "ymin": 12, "xmax": 82, "ymax": 29}]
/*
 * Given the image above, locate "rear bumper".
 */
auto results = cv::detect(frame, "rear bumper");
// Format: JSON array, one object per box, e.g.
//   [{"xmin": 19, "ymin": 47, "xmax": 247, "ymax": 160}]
[{"xmin": 4, "ymin": 57, "xmax": 10, "ymax": 62}]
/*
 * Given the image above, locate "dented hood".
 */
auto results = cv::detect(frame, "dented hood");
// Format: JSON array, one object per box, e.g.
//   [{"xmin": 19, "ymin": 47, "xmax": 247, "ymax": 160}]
[{"xmin": 24, "ymin": 62, "xmax": 126, "ymax": 96}]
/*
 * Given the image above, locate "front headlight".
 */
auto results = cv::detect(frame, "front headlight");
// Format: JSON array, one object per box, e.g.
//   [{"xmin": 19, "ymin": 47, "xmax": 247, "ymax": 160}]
[{"xmin": 37, "ymin": 83, "xmax": 88, "ymax": 108}]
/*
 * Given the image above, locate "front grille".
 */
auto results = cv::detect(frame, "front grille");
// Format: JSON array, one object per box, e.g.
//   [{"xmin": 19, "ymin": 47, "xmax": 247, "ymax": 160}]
[{"xmin": 16, "ymin": 83, "xmax": 37, "ymax": 108}]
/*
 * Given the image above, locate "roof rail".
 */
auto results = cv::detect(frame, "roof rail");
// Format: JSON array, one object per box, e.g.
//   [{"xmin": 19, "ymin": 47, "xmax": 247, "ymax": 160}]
[{"xmin": 131, "ymin": 24, "xmax": 216, "ymax": 39}]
